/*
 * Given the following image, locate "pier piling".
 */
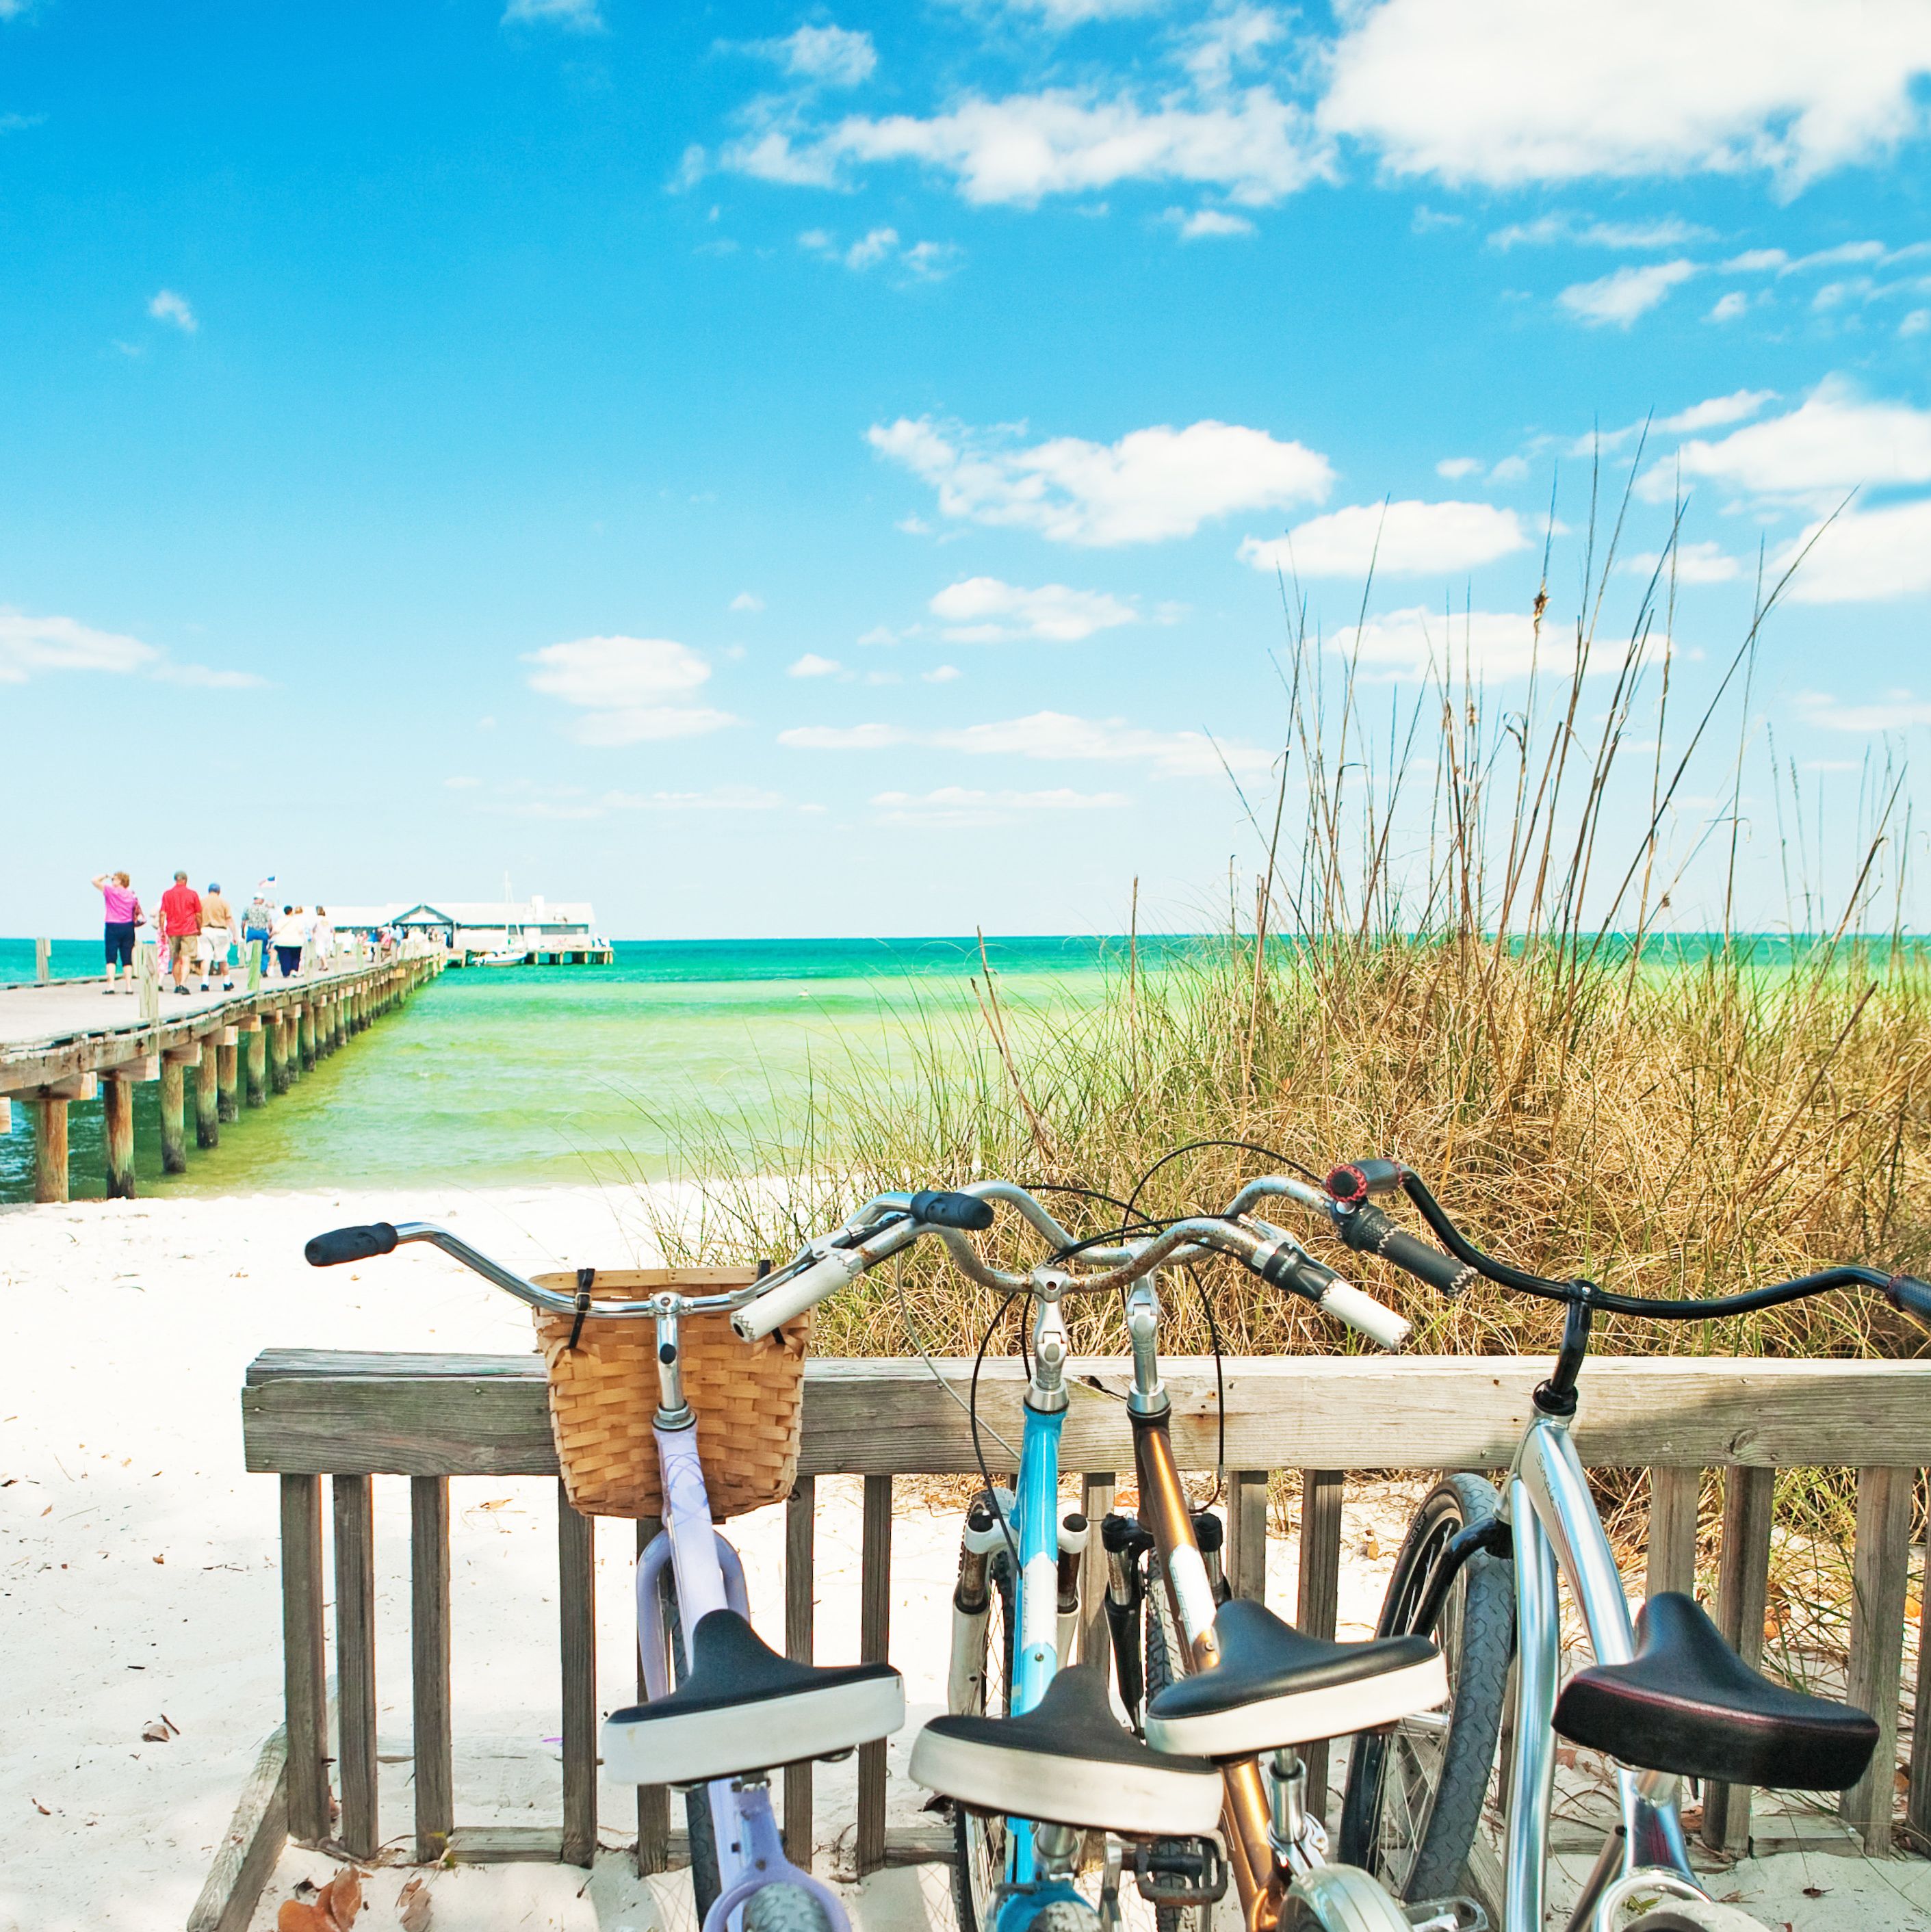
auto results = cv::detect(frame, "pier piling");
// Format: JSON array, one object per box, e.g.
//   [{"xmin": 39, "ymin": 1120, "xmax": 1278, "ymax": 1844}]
[
  {"xmin": 268, "ymin": 1017, "xmax": 289, "ymax": 1095},
  {"xmin": 243, "ymin": 1017, "xmax": 267, "ymax": 1106},
  {"xmin": 159, "ymin": 1049, "xmax": 196, "ymax": 1174},
  {"xmin": 298, "ymin": 1004, "xmax": 315, "ymax": 1073},
  {"xmin": 196, "ymin": 1041, "xmax": 221, "ymax": 1149},
  {"xmin": 31, "ymin": 1095, "xmax": 68, "ymax": 1204},
  {"xmin": 102, "ymin": 1075, "xmax": 137, "ymax": 1199},
  {"xmin": 217, "ymin": 1028, "xmax": 240, "ymax": 1123}
]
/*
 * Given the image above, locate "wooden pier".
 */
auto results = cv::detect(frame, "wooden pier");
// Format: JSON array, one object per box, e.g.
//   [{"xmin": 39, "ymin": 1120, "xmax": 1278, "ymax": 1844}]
[
  {"xmin": 0, "ymin": 951, "xmax": 441, "ymax": 1204},
  {"xmin": 198, "ymin": 1350, "xmax": 1931, "ymax": 1930}
]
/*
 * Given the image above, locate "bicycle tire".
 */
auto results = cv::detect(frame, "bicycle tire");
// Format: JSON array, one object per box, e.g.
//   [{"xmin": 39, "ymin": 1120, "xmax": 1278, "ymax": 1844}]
[
  {"xmin": 1143, "ymin": 1558, "xmax": 1212, "ymax": 1932},
  {"xmin": 742, "ymin": 1881, "xmax": 835, "ymax": 1932},
  {"xmin": 1023, "ymin": 1901, "xmax": 1104, "ymax": 1932},
  {"xmin": 659, "ymin": 1572, "xmax": 723, "ymax": 1923},
  {"xmin": 1280, "ymin": 1864, "xmax": 1416, "ymax": 1931},
  {"xmin": 951, "ymin": 1551, "xmax": 1017, "ymax": 1932},
  {"xmin": 1338, "ymin": 1474, "xmax": 1514, "ymax": 1904}
]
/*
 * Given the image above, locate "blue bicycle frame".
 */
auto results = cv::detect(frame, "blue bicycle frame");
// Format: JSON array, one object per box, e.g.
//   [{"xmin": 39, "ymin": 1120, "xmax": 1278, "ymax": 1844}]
[{"xmin": 989, "ymin": 1290, "xmax": 1085, "ymax": 1932}]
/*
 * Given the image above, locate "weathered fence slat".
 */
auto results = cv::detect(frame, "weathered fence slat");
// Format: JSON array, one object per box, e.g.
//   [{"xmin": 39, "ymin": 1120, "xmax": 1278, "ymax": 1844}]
[
  {"xmin": 558, "ymin": 1485, "xmax": 597, "ymax": 1867},
  {"xmin": 409, "ymin": 1476, "xmax": 453, "ymax": 1865},
  {"xmin": 1702, "ymin": 1465, "xmax": 1774, "ymax": 1853},
  {"xmin": 635, "ymin": 1515, "xmax": 670, "ymax": 1875},
  {"xmin": 1843, "ymin": 1465, "xmax": 1914, "ymax": 1853},
  {"xmin": 1228, "ymin": 1469, "xmax": 1269, "ymax": 1603},
  {"xmin": 332, "ymin": 1474, "xmax": 378, "ymax": 1861},
  {"xmin": 1078, "ymin": 1472, "xmax": 1116, "ymax": 1671},
  {"xmin": 1908, "ymin": 1510, "xmax": 1931, "ymax": 1855},
  {"xmin": 280, "ymin": 1475, "xmax": 328, "ymax": 1845},
  {"xmin": 857, "ymin": 1474, "xmax": 892, "ymax": 1875},
  {"xmin": 784, "ymin": 1478, "xmax": 817, "ymax": 1867},
  {"xmin": 1297, "ymin": 1470, "xmax": 1345, "ymax": 1811},
  {"xmin": 1644, "ymin": 1465, "xmax": 1701, "ymax": 1602}
]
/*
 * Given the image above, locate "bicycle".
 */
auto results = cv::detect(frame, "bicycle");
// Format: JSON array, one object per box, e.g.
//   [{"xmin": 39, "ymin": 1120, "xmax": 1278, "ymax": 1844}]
[
  {"xmin": 1215, "ymin": 1156, "xmax": 1931, "ymax": 1932},
  {"xmin": 730, "ymin": 1177, "xmax": 1464, "ymax": 1932},
  {"xmin": 304, "ymin": 1218, "xmax": 911, "ymax": 1932}
]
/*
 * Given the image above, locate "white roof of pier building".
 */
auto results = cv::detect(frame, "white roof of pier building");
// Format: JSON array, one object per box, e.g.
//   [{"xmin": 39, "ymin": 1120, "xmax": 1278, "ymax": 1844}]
[{"xmin": 323, "ymin": 899, "xmax": 599, "ymax": 935}]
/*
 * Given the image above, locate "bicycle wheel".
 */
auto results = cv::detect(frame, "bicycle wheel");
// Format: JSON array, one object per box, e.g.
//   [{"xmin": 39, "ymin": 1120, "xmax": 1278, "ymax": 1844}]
[
  {"xmin": 1280, "ymin": 1864, "xmax": 1416, "ymax": 1931},
  {"xmin": 1143, "ymin": 1558, "xmax": 1212, "ymax": 1932},
  {"xmin": 951, "ymin": 1550, "xmax": 1017, "ymax": 1932},
  {"xmin": 742, "ymin": 1883, "xmax": 834, "ymax": 1932},
  {"xmin": 657, "ymin": 1571, "xmax": 723, "ymax": 1923},
  {"xmin": 1623, "ymin": 1905, "xmax": 1775, "ymax": 1931},
  {"xmin": 1338, "ymin": 1474, "xmax": 1513, "ymax": 1904}
]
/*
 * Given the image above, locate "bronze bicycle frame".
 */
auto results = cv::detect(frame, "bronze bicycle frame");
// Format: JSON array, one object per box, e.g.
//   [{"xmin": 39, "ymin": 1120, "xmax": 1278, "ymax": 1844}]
[{"xmin": 1130, "ymin": 1404, "xmax": 1284, "ymax": 1932}]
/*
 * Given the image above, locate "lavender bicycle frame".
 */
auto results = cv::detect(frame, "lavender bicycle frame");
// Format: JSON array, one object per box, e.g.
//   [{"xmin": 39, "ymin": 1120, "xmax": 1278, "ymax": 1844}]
[{"xmin": 634, "ymin": 1417, "xmax": 852, "ymax": 1932}]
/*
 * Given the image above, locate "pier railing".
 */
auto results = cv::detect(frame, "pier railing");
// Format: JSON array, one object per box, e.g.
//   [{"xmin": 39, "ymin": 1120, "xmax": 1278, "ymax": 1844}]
[
  {"xmin": 205, "ymin": 1352, "xmax": 1931, "ymax": 1928},
  {"xmin": 1, "ymin": 950, "xmax": 439, "ymax": 1203}
]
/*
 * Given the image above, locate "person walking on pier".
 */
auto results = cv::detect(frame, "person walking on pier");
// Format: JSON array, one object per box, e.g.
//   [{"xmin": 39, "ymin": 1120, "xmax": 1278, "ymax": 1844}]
[
  {"xmin": 159, "ymin": 870, "xmax": 204, "ymax": 996},
  {"xmin": 242, "ymin": 890, "xmax": 274, "ymax": 982},
  {"xmin": 91, "ymin": 871, "xmax": 142, "ymax": 993},
  {"xmin": 198, "ymin": 881, "xmax": 239, "ymax": 992},
  {"xmin": 272, "ymin": 904, "xmax": 305, "ymax": 980}
]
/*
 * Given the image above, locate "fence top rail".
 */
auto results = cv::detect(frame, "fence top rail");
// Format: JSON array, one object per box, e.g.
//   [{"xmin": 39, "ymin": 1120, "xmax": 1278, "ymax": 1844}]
[{"xmin": 243, "ymin": 1348, "xmax": 1931, "ymax": 1479}]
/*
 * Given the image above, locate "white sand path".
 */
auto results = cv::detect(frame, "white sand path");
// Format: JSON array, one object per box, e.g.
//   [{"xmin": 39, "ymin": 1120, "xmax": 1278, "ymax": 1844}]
[{"xmin": 2, "ymin": 1186, "xmax": 1926, "ymax": 1932}]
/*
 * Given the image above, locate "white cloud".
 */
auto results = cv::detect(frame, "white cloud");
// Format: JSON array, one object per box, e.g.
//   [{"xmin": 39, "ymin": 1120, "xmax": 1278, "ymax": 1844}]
[
  {"xmin": 1182, "ymin": 5, "xmax": 1286, "ymax": 92},
  {"xmin": 1344, "ymin": 605, "xmax": 1622, "ymax": 681},
  {"xmin": 870, "ymin": 415, "xmax": 1332, "ymax": 547},
  {"xmin": 801, "ymin": 225, "xmax": 962, "ymax": 278},
  {"xmin": 147, "ymin": 289, "xmax": 197, "ymax": 332},
  {"xmin": 1487, "ymin": 454, "xmax": 1531, "ymax": 484},
  {"xmin": 1775, "ymin": 498, "xmax": 1931, "ymax": 603},
  {"xmin": 1241, "ymin": 500, "xmax": 1529, "ymax": 579},
  {"xmin": 1642, "ymin": 377, "xmax": 1931, "ymax": 503},
  {"xmin": 741, "ymin": 86, "xmax": 1331, "ymax": 208},
  {"xmin": 789, "ymin": 653, "xmax": 843, "ymax": 677},
  {"xmin": 1707, "ymin": 291, "xmax": 1750, "ymax": 322},
  {"xmin": 729, "ymin": 591, "xmax": 765, "ymax": 612},
  {"xmin": 748, "ymin": 23, "xmax": 876, "ymax": 87},
  {"xmin": 1320, "ymin": 0, "xmax": 1931, "ymax": 189},
  {"xmin": 503, "ymin": 0, "xmax": 601, "ymax": 27},
  {"xmin": 0, "ymin": 606, "xmax": 259, "ymax": 689},
  {"xmin": 1435, "ymin": 456, "xmax": 1481, "ymax": 480},
  {"xmin": 1557, "ymin": 259, "xmax": 1698, "ymax": 326},
  {"xmin": 1165, "ymin": 206, "xmax": 1258, "ymax": 239},
  {"xmin": 1903, "ymin": 309, "xmax": 1931, "ymax": 337},
  {"xmin": 929, "ymin": 576, "xmax": 1139, "ymax": 642},
  {"xmin": 985, "ymin": 0, "xmax": 1167, "ymax": 21},
  {"xmin": 603, "ymin": 785, "xmax": 788, "ymax": 811},
  {"xmin": 1795, "ymin": 688, "xmax": 1931, "ymax": 731},
  {"xmin": 924, "ymin": 664, "xmax": 963, "ymax": 682},
  {"xmin": 779, "ymin": 709, "xmax": 1269, "ymax": 776},
  {"xmin": 872, "ymin": 785, "xmax": 1130, "ymax": 824},
  {"xmin": 523, "ymin": 634, "xmax": 736, "ymax": 744},
  {"xmin": 1659, "ymin": 390, "xmax": 1776, "ymax": 434},
  {"xmin": 1489, "ymin": 213, "xmax": 1713, "ymax": 250},
  {"xmin": 1622, "ymin": 540, "xmax": 1741, "ymax": 584}
]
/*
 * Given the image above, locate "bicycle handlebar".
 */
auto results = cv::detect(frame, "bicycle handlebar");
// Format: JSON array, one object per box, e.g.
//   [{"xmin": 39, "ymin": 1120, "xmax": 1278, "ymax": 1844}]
[{"xmin": 306, "ymin": 1223, "xmax": 400, "ymax": 1267}]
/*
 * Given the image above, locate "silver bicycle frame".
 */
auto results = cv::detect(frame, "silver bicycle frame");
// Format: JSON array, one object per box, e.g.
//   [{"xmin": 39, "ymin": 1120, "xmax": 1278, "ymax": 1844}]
[{"xmin": 1503, "ymin": 1411, "xmax": 1700, "ymax": 1932}]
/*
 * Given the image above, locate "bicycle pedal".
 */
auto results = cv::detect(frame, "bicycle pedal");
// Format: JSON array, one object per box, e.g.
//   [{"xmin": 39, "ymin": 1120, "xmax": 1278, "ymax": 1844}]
[
  {"xmin": 1131, "ymin": 1837, "xmax": 1229, "ymax": 1906},
  {"xmin": 1403, "ymin": 1897, "xmax": 1486, "ymax": 1932}
]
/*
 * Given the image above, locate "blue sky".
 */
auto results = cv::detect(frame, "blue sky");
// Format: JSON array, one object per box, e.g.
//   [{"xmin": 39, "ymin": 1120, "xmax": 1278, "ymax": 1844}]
[{"xmin": 6, "ymin": 0, "xmax": 1931, "ymax": 937}]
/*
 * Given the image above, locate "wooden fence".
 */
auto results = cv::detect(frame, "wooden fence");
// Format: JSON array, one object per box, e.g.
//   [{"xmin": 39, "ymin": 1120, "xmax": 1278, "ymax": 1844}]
[{"xmin": 205, "ymin": 1351, "xmax": 1931, "ymax": 1928}]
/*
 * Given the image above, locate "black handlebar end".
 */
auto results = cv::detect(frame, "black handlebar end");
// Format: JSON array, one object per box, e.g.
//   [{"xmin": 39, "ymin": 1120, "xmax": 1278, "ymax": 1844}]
[
  {"xmin": 305, "ymin": 1223, "xmax": 400, "ymax": 1267},
  {"xmin": 1326, "ymin": 1159, "xmax": 1408, "ymax": 1208},
  {"xmin": 1887, "ymin": 1274, "xmax": 1931, "ymax": 1324},
  {"xmin": 911, "ymin": 1189, "xmax": 996, "ymax": 1232}
]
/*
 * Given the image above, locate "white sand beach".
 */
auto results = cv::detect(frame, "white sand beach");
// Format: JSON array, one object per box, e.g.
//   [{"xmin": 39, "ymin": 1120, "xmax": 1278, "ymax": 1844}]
[{"xmin": 3, "ymin": 1185, "xmax": 1926, "ymax": 1932}]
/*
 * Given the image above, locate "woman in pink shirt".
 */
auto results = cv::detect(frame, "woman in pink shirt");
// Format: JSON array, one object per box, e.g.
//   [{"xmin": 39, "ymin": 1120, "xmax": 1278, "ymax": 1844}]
[{"xmin": 91, "ymin": 871, "xmax": 142, "ymax": 992}]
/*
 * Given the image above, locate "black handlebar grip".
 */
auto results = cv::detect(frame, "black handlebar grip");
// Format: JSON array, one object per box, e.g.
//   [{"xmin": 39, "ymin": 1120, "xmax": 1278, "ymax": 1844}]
[
  {"xmin": 1254, "ymin": 1242, "xmax": 1336, "ymax": 1300},
  {"xmin": 305, "ymin": 1223, "xmax": 400, "ymax": 1267},
  {"xmin": 1887, "ymin": 1275, "xmax": 1931, "ymax": 1324},
  {"xmin": 911, "ymin": 1189, "xmax": 996, "ymax": 1232},
  {"xmin": 1339, "ymin": 1205, "xmax": 1474, "ymax": 1295}
]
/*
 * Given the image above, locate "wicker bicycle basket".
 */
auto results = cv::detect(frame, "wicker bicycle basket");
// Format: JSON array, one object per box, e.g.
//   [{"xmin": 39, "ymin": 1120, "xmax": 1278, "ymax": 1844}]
[{"xmin": 531, "ymin": 1266, "xmax": 809, "ymax": 1521}]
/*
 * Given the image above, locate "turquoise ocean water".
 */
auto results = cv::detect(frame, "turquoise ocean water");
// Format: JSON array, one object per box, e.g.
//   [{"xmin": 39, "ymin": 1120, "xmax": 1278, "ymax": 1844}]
[{"xmin": 0, "ymin": 937, "xmax": 1156, "ymax": 1203}]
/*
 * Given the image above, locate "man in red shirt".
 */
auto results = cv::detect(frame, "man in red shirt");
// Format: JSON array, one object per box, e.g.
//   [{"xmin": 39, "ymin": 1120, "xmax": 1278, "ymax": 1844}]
[{"xmin": 159, "ymin": 870, "xmax": 203, "ymax": 994}]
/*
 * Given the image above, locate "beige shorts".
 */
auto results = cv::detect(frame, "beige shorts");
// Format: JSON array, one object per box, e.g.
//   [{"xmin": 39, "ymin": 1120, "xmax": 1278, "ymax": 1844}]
[{"xmin": 169, "ymin": 933, "xmax": 198, "ymax": 968}]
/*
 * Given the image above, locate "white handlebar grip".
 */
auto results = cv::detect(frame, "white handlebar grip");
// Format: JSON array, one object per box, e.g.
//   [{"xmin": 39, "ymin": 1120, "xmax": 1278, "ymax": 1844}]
[
  {"xmin": 732, "ymin": 1249, "xmax": 865, "ymax": 1342},
  {"xmin": 1319, "ymin": 1279, "xmax": 1412, "ymax": 1352}
]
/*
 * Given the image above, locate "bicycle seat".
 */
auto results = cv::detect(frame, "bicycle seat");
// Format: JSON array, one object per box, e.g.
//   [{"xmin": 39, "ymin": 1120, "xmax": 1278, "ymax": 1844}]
[
  {"xmin": 1553, "ymin": 1591, "xmax": 1878, "ymax": 1790},
  {"xmin": 1142, "ymin": 1599, "xmax": 1446, "ymax": 1758},
  {"xmin": 910, "ymin": 1664, "xmax": 1225, "ymax": 1837},
  {"xmin": 602, "ymin": 1608, "xmax": 905, "ymax": 1785}
]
